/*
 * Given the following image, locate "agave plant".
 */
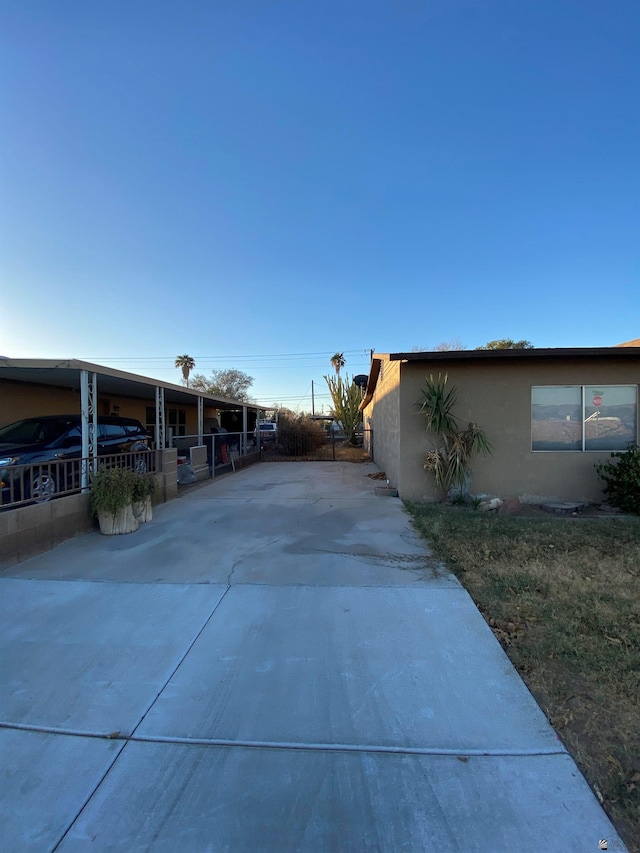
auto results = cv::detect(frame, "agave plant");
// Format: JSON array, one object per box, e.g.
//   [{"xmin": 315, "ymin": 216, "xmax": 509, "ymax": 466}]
[{"xmin": 417, "ymin": 374, "xmax": 492, "ymax": 495}]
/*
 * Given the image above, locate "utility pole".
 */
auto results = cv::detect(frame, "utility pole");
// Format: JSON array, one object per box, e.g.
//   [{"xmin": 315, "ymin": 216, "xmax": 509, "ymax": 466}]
[{"xmin": 311, "ymin": 380, "xmax": 315, "ymax": 416}]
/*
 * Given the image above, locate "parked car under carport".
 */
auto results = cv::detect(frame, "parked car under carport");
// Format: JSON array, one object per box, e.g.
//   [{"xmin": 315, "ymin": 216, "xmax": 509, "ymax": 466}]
[{"xmin": 0, "ymin": 415, "xmax": 151, "ymax": 504}]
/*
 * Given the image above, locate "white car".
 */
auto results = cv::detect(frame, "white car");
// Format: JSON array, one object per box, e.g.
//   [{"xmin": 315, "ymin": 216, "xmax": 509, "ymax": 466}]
[{"xmin": 256, "ymin": 422, "xmax": 277, "ymax": 445}]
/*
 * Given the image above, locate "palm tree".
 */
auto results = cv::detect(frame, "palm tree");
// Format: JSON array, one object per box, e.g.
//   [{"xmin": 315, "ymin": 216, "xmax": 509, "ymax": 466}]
[
  {"xmin": 175, "ymin": 354, "xmax": 195, "ymax": 387},
  {"xmin": 330, "ymin": 352, "xmax": 345, "ymax": 375}
]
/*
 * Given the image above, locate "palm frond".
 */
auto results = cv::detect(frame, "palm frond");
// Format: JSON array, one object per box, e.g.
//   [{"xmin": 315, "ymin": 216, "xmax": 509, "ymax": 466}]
[
  {"xmin": 416, "ymin": 373, "xmax": 460, "ymax": 435},
  {"xmin": 417, "ymin": 376, "xmax": 492, "ymax": 494}
]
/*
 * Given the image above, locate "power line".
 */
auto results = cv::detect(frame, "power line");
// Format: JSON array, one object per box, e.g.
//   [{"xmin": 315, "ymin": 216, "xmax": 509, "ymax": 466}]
[
  {"xmin": 81, "ymin": 349, "xmax": 370, "ymax": 362},
  {"xmin": 255, "ymin": 392, "xmax": 332, "ymax": 402},
  {"xmin": 93, "ymin": 363, "xmax": 370, "ymax": 373}
]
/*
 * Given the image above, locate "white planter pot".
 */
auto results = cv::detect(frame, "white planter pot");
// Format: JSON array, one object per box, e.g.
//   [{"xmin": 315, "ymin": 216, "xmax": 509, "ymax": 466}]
[
  {"xmin": 98, "ymin": 504, "xmax": 139, "ymax": 535},
  {"xmin": 133, "ymin": 497, "xmax": 153, "ymax": 523}
]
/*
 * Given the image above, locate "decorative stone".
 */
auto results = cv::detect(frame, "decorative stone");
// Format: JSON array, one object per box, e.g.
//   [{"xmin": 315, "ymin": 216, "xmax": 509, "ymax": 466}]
[
  {"xmin": 498, "ymin": 496, "xmax": 521, "ymax": 516},
  {"xmin": 478, "ymin": 497, "xmax": 503, "ymax": 512},
  {"xmin": 541, "ymin": 501, "xmax": 588, "ymax": 516}
]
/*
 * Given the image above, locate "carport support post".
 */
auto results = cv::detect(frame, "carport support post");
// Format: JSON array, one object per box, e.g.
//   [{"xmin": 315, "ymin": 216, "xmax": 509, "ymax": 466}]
[
  {"xmin": 80, "ymin": 370, "xmax": 98, "ymax": 492},
  {"xmin": 155, "ymin": 386, "xmax": 166, "ymax": 449},
  {"xmin": 242, "ymin": 406, "xmax": 248, "ymax": 455},
  {"xmin": 198, "ymin": 396, "xmax": 203, "ymax": 445}
]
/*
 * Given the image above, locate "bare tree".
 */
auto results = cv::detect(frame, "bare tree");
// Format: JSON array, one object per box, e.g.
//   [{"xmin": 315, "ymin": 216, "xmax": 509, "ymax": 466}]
[
  {"xmin": 189, "ymin": 368, "xmax": 254, "ymax": 401},
  {"xmin": 410, "ymin": 339, "xmax": 466, "ymax": 352}
]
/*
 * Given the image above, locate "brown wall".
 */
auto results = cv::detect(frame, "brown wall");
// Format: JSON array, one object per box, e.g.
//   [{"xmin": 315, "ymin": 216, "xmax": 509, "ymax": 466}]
[
  {"xmin": 362, "ymin": 360, "xmax": 402, "ymax": 489},
  {"xmin": 396, "ymin": 356, "xmax": 639, "ymax": 503}
]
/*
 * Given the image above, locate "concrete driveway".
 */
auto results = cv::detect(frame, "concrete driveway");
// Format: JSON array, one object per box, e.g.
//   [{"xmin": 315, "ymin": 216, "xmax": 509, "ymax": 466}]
[{"xmin": 0, "ymin": 462, "xmax": 626, "ymax": 852}]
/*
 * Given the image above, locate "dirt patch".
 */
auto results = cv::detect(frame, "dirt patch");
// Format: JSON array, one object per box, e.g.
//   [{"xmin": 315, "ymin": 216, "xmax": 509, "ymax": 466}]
[{"xmin": 333, "ymin": 444, "xmax": 371, "ymax": 463}]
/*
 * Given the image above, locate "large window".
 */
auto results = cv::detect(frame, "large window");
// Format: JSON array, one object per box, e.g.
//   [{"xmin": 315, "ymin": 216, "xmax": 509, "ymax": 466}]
[{"xmin": 532, "ymin": 385, "xmax": 637, "ymax": 451}]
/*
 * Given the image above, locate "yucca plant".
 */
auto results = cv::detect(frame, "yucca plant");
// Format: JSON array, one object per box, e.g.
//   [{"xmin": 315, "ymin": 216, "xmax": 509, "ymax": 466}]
[{"xmin": 417, "ymin": 373, "xmax": 492, "ymax": 495}]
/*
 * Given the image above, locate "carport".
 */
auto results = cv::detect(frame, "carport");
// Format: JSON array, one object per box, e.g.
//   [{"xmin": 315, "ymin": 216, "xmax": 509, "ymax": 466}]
[
  {"xmin": 0, "ymin": 358, "xmax": 265, "ymax": 565},
  {"xmin": 0, "ymin": 357, "xmax": 263, "ymax": 488}
]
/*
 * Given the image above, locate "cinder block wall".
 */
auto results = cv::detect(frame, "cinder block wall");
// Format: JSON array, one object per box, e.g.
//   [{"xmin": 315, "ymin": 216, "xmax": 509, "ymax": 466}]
[
  {"xmin": 1, "ymin": 449, "xmax": 180, "ymax": 568},
  {"xmin": 0, "ymin": 493, "xmax": 95, "ymax": 568}
]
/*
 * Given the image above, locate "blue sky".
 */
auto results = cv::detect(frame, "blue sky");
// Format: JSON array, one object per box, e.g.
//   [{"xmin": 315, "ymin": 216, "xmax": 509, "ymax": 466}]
[{"xmin": 1, "ymin": 0, "xmax": 638, "ymax": 410}]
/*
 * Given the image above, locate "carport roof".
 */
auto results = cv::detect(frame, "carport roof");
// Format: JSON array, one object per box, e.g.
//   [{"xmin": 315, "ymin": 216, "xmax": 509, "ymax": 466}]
[{"xmin": 0, "ymin": 358, "xmax": 263, "ymax": 411}]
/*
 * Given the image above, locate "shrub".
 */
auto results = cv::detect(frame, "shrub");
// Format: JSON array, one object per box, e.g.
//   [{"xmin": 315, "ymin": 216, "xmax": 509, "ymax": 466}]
[
  {"xmin": 276, "ymin": 410, "xmax": 327, "ymax": 455},
  {"xmin": 596, "ymin": 444, "xmax": 640, "ymax": 514},
  {"xmin": 132, "ymin": 472, "xmax": 158, "ymax": 503},
  {"xmin": 90, "ymin": 466, "xmax": 137, "ymax": 518}
]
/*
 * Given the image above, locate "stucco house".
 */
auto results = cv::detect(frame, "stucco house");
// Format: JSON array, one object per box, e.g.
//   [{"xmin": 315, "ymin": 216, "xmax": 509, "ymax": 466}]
[{"xmin": 360, "ymin": 346, "xmax": 640, "ymax": 503}]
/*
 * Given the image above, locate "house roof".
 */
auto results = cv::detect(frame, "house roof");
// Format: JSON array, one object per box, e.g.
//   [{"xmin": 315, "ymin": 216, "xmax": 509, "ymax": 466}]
[
  {"xmin": 616, "ymin": 338, "xmax": 640, "ymax": 347},
  {"xmin": 360, "ymin": 346, "xmax": 640, "ymax": 410},
  {"xmin": 388, "ymin": 346, "xmax": 640, "ymax": 362},
  {"xmin": 0, "ymin": 358, "xmax": 263, "ymax": 411}
]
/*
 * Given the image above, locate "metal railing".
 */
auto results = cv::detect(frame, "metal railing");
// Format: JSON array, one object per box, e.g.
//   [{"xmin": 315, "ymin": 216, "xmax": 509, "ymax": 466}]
[
  {"xmin": 0, "ymin": 449, "xmax": 158, "ymax": 510},
  {"xmin": 173, "ymin": 432, "xmax": 259, "ymax": 470}
]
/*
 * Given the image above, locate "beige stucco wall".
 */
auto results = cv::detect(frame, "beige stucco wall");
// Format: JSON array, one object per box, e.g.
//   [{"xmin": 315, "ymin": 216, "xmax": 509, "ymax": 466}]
[
  {"xmin": 362, "ymin": 359, "xmax": 402, "ymax": 489},
  {"xmin": 397, "ymin": 356, "xmax": 640, "ymax": 503},
  {"xmin": 0, "ymin": 380, "xmax": 221, "ymax": 437},
  {"xmin": 0, "ymin": 380, "xmax": 156, "ymax": 425},
  {"xmin": 1, "ymin": 381, "xmax": 81, "ymax": 423}
]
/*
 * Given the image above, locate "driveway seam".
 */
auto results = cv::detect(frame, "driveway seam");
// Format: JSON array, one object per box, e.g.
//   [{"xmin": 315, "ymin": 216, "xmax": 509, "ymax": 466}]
[
  {"xmin": 50, "ymin": 739, "xmax": 128, "ymax": 853},
  {"xmin": 46, "ymin": 585, "xmax": 232, "ymax": 852}
]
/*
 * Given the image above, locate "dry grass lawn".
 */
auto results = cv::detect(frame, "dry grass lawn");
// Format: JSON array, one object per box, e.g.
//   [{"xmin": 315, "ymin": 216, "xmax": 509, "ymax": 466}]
[{"xmin": 406, "ymin": 502, "xmax": 640, "ymax": 852}]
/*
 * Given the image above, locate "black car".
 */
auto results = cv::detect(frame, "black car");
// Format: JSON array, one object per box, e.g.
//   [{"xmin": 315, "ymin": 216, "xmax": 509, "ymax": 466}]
[{"xmin": 0, "ymin": 415, "xmax": 151, "ymax": 504}]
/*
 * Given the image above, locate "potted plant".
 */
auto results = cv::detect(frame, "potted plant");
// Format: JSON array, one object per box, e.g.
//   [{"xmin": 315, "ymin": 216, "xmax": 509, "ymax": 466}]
[
  {"xmin": 132, "ymin": 472, "xmax": 158, "ymax": 523},
  {"xmin": 90, "ymin": 466, "xmax": 139, "ymax": 535}
]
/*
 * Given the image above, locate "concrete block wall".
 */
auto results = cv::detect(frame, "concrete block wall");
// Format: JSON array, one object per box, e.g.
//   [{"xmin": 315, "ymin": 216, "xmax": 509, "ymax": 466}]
[
  {"xmin": 1, "ymin": 449, "xmax": 180, "ymax": 568},
  {"xmin": 159, "ymin": 448, "xmax": 178, "ymax": 502},
  {"xmin": 0, "ymin": 493, "xmax": 95, "ymax": 569}
]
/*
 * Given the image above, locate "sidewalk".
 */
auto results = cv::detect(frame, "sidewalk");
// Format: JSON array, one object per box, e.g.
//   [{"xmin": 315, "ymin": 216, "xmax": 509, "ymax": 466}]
[{"xmin": 0, "ymin": 462, "xmax": 626, "ymax": 851}]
